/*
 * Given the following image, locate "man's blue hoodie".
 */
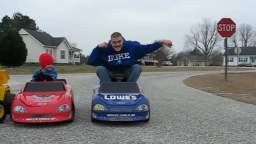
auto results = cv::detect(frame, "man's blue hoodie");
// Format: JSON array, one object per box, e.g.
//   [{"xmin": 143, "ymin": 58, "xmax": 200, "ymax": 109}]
[{"xmin": 87, "ymin": 40, "xmax": 162, "ymax": 71}]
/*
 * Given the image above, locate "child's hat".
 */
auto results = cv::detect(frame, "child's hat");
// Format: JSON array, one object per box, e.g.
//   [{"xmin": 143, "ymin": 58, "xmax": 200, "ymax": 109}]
[{"xmin": 39, "ymin": 53, "xmax": 54, "ymax": 68}]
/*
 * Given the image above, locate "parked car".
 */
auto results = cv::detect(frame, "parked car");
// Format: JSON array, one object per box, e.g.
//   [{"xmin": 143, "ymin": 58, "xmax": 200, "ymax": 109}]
[{"xmin": 238, "ymin": 63, "xmax": 253, "ymax": 67}]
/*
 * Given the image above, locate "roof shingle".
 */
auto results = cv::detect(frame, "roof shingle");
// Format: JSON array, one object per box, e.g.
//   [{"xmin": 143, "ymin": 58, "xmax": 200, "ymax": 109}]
[
  {"xmin": 24, "ymin": 29, "xmax": 64, "ymax": 47},
  {"xmin": 227, "ymin": 47, "xmax": 256, "ymax": 55}
]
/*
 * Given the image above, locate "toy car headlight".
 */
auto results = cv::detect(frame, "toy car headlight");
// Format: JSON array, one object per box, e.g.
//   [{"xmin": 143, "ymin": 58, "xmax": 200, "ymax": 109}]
[
  {"xmin": 93, "ymin": 104, "xmax": 105, "ymax": 111},
  {"xmin": 136, "ymin": 104, "xmax": 149, "ymax": 111},
  {"xmin": 14, "ymin": 105, "xmax": 27, "ymax": 113},
  {"xmin": 57, "ymin": 104, "xmax": 71, "ymax": 112}
]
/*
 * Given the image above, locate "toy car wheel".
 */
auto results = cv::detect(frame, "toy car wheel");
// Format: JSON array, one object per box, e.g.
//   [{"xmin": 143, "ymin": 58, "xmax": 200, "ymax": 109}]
[
  {"xmin": 4, "ymin": 93, "xmax": 15, "ymax": 114},
  {"xmin": 91, "ymin": 117, "xmax": 96, "ymax": 122},
  {"xmin": 142, "ymin": 111, "xmax": 150, "ymax": 122},
  {"xmin": 144, "ymin": 118, "xmax": 150, "ymax": 122},
  {"xmin": 0, "ymin": 101, "xmax": 6, "ymax": 123},
  {"xmin": 91, "ymin": 118, "xmax": 95, "ymax": 122},
  {"xmin": 67, "ymin": 102, "xmax": 75, "ymax": 123},
  {"xmin": 71, "ymin": 103, "xmax": 75, "ymax": 122},
  {"xmin": 90, "ymin": 112, "xmax": 97, "ymax": 122}
]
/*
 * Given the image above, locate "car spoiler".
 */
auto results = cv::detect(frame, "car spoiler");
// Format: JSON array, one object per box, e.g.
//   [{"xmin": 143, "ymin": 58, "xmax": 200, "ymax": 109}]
[{"xmin": 30, "ymin": 79, "xmax": 67, "ymax": 84}]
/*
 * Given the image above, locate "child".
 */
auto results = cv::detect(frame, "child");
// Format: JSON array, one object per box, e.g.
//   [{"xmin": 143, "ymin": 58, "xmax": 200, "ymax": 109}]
[{"xmin": 32, "ymin": 53, "xmax": 57, "ymax": 81}]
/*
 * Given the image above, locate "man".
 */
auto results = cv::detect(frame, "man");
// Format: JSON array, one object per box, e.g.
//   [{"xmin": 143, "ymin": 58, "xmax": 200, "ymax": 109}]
[{"xmin": 87, "ymin": 32, "xmax": 172, "ymax": 83}]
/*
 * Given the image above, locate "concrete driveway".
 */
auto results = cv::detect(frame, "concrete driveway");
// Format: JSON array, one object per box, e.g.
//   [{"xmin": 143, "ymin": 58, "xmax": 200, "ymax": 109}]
[{"xmin": 1, "ymin": 72, "xmax": 256, "ymax": 144}]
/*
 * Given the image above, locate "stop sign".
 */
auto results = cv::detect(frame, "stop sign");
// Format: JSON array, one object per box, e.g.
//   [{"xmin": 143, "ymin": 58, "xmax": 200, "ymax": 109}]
[{"xmin": 217, "ymin": 18, "xmax": 236, "ymax": 37}]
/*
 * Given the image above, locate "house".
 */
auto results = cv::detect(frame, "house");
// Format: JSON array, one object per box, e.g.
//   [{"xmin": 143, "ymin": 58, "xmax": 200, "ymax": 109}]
[
  {"xmin": 176, "ymin": 55, "xmax": 207, "ymax": 66},
  {"xmin": 224, "ymin": 47, "xmax": 256, "ymax": 66},
  {"xmin": 19, "ymin": 28, "xmax": 82, "ymax": 64},
  {"xmin": 140, "ymin": 53, "xmax": 158, "ymax": 65},
  {"xmin": 176, "ymin": 49, "xmax": 207, "ymax": 66},
  {"xmin": 69, "ymin": 47, "xmax": 82, "ymax": 64},
  {"xmin": 140, "ymin": 48, "xmax": 173, "ymax": 66}
]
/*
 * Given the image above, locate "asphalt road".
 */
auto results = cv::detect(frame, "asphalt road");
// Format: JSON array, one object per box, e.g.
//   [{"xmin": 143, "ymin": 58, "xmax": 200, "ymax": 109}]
[{"xmin": 1, "ymin": 72, "xmax": 256, "ymax": 144}]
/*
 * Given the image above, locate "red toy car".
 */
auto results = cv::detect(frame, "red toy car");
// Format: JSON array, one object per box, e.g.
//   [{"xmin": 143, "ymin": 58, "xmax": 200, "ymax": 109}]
[{"xmin": 11, "ymin": 80, "xmax": 75, "ymax": 123}]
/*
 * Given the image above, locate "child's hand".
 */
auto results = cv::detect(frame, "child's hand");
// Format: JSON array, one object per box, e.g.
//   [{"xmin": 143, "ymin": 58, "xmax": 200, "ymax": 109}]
[
  {"xmin": 45, "ymin": 65, "xmax": 53, "ymax": 69},
  {"xmin": 44, "ymin": 65, "xmax": 54, "ymax": 71},
  {"xmin": 41, "ymin": 65, "xmax": 53, "ymax": 73}
]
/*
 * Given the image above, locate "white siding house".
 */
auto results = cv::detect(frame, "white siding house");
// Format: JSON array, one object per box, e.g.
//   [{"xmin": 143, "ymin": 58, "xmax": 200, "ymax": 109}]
[
  {"xmin": 19, "ymin": 29, "xmax": 46, "ymax": 63},
  {"xmin": 56, "ymin": 41, "xmax": 70, "ymax": 63},
  {"xmin": 224, "ymin": 47, "xmax": 256, "ymax": 66},
  {"xmin": 19, "ymin": 28, "xmax": 81, "ymax": 64}
]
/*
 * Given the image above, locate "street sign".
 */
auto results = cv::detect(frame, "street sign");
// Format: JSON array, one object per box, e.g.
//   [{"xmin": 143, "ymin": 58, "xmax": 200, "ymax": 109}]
[
  {"xmin": 217, "ymin": 18, "xmax": 236, "ymax": 37},
  {"xmin": 217, "ymin": 18, "xmax": 236, "ymax": 81}
]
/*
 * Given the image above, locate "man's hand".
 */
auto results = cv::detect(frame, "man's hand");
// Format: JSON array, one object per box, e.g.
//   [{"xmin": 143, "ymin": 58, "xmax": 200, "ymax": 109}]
[
  {"xmin": 97, "ymin": 42, "xmax": 108, "ymax": 48},
  {"xmin": 159, "ymin": 40, "xmax": 173, "ymax": 47}
]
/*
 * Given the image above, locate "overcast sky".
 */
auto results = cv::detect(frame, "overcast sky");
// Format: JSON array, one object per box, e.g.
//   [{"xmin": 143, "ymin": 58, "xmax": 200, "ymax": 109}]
[{"xmin": 1, "ymin": 0, "xmax": 255, "ymax": 55}]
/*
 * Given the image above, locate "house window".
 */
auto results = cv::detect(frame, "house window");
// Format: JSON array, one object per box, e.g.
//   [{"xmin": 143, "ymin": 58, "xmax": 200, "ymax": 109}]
[
  {"xmin": 228, "ymin": 57, "xmax": 234, "ymax": 62},
  {"xmin": 251, "ymin": 56, "xmax": 256, "ymax": 63},
  {"xmin": 239, "ymin": 57, "xmax": 248, "ymax": 62},
  {"xmin": 60, "ymin": 50, "xmax": 66, "ymax": 59}
]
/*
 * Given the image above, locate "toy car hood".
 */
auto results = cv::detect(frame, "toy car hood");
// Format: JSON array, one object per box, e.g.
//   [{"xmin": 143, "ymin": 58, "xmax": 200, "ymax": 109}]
[
  {"xmin": 96, "ymin": 82, "xmax": 145, "ymax": 105},
  {"xmin": 98, "ymin": 93, "xmax": 143, "ymax": 105},
  {"xmin": 18, "ymin": 92, "xmax": 66, "ymax": 106}
]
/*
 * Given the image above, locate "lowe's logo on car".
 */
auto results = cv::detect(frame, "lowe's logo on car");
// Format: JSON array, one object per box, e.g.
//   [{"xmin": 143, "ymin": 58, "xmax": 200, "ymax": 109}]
[{"xmin": 104, "ymin": 95, "xmax": 137, "ymax": 100}]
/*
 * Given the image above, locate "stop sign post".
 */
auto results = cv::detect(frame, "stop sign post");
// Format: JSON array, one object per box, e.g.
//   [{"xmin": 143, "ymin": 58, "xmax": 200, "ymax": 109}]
[{"xmin": 217, "ymin": 18, "xmax": 236, "ymax": 81}]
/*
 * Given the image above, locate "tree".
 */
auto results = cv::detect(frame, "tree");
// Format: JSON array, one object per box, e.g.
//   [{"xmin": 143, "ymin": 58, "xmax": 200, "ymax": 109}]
[
  {"xmin": 239, "ymin": 24, "xmax": 254, "ymax": 47},
  {"xmin": 0, "ymin": 16, "xmax": 13, "ymax": 41},
  {"xmin": 230, "ymin": 23, "xmax": 256, "ymax": 47},
  {"xmin": 0, "ymin": 30, "xmax": 27, "ymax": 66},
  {"xmin": 13, "ymin": 13, "xmax": 38, "ymax": 31},
  {"xmin": 185, "ymin": 19, "xmax": 220, "ymax": 65},
  {"xmin": 80, "ymin": 54, "xmax": 88, "ymax": 64},
  {"xmin": 0, "ymin": 16, "xmax": 13, "ymax": 32},
  {"xmin": 0, "ymin": 12, "xmax": 38, "ymax": 33},
  {"xmin": 209, "ymin": 50, "xmax": 223, "ymax": 66},
  {"xmin": 0, "ymin": 12, "xmax": 36, "ymax": 66}
]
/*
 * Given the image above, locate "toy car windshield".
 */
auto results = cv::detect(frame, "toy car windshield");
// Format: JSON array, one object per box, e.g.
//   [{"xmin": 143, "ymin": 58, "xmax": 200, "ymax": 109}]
[
  {"xmin": 99, "ymin": 82, "xmax": 140, "ymax": 93},
  {"xmin": 24, "ymin": 82, "xmax": 65, "ymax": 92}
]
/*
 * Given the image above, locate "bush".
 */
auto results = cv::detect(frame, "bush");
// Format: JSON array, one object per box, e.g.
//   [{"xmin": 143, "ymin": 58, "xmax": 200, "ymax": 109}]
[{"xmin": 0, "ymin": 30, "xmax": 27, "ymax": 66}]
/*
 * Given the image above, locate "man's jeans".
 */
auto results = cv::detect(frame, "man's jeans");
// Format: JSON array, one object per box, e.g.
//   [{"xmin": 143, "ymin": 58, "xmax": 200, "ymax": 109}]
[{"xmin": 96, "ymin": 64, "xmax": 142, "ymax": 83}]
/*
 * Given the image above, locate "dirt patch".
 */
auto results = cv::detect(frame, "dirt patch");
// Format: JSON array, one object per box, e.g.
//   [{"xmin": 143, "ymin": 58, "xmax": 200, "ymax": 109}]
[{"xmin": 183, "ymin": 72, "xmax": 256, "ymax": 105}]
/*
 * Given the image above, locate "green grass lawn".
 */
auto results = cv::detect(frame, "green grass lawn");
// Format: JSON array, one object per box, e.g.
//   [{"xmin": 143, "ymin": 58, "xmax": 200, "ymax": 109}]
[
  {"xmin": 1, "ymin": 64, "xmax": 96, "ymax": 75},
  {"xmin": 0, "ymin": 64, "xmax": 251, "ymax": 75}
]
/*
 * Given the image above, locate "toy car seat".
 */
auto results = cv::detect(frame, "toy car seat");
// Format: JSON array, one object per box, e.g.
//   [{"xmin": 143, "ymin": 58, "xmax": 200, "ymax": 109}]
[
  {"xmin": 34, "ymin": 73, "xmax": 54, "ymax": 81},
  {"xmin": 111, "ymin": 73, "xmax": 127, "ymax": 82}
]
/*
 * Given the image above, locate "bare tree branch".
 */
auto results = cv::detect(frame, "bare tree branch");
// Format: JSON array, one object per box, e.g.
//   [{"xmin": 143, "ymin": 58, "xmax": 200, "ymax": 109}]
[
  {"xmin": 230, "ymin": 34, "xmax": 238, "ymax": 47},
  {"xmin": 185, "ymin": 19, "xmax": 220, "ymax": 64},
  {"xmin": 239, "ymin": 24, "xmax": 254, "ymax": 47}
]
